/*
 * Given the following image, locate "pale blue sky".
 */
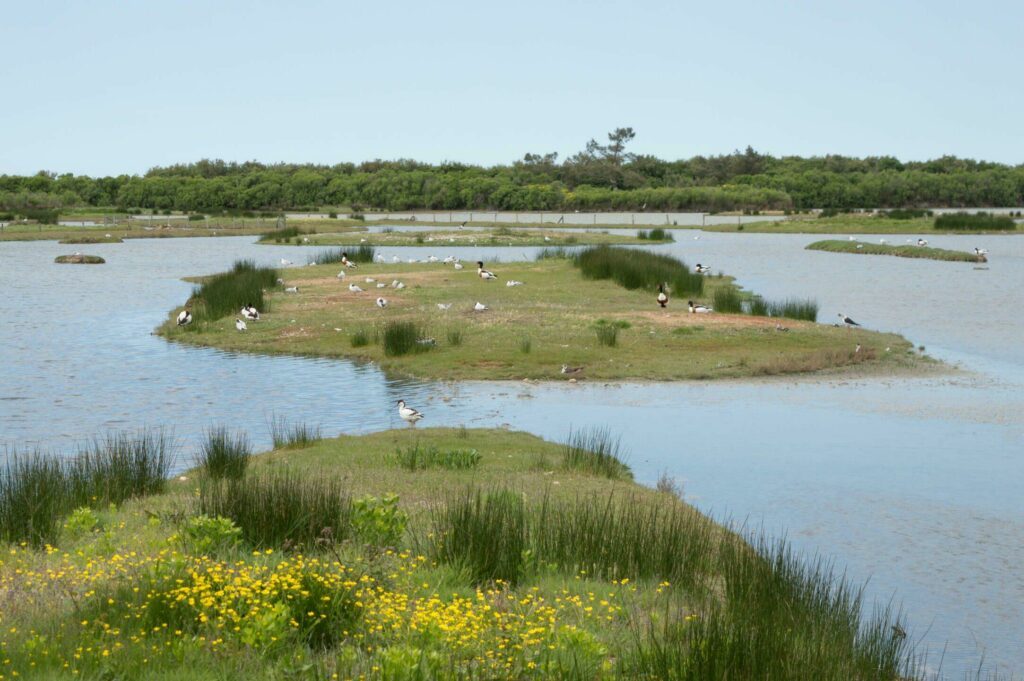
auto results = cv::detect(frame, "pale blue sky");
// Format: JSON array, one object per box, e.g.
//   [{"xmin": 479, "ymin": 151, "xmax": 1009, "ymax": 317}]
[{"xmin": 1, "ymin": 0, "xmax": 1021, "ymax": 176}]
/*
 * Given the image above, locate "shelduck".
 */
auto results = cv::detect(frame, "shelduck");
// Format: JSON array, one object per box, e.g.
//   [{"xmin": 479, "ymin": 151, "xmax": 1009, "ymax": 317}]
[
  {"xmin": 838, "ymin": 313, "xmax": 860, "ymax": 327},
  {"xmin": 176, "ymin": 309, "xmax": 192, "ymax": 326},
  {"xmin": 688, "ymin": 300, "xmax": 712, "ymax": 313},
  {"xmin": 397, "ymin": 400, "xmax": 423, "ymax": 427},
  {"xmin": 477, "ymin": 261, "xmax": 497, "ymax": 280},
  {"xmin": 917, "ymin": 238, "xmax": 928, "ymax": 247},
  {"xmin": 235, "ymin": 318, "xmax": 247, "ymax": 332},
  {"xmin": 241, "ymin": 304, "xmax": 260, "ymax": 321},
  {"xmin": 694, "ymin": 263, "xmax": 711, "ymax": 274},
  {"xmin": 657, "ymin": 283, "xmax": 668, "ymax": 308},
  {"xmin": 340, "ymin": 252, "xmax": 358, "ymax": 268}
]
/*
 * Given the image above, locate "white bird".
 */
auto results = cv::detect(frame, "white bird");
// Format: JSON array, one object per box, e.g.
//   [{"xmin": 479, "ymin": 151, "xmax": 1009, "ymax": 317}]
[
  {"xmin": 375, "ymin": 254, "xmax": 385, "ymax": 263},
  {"xmin": 376, "ymin": 297, "xmax": 387, "ymax": 308},
  {"xmin": 879, "ymin": 238, "xmax": 887, "ymax": 244},
  {"xmin": 657, "ymin": 283, "xmax": 668, "ymax": 308},
  {"xmin": 105, "ymin": 233, "xmax": 111, "ymax": 238},
  {"xmin": 235, "ymin": 318, "xmax": 247, "ymax": 332},
  {"xmin": 443, "ymin": 256, "xmax": 455, "ymax": 264},
  {"xmin": 694, "ymin": 263, "xmax": 711, "ymax": 274},
  {"xmin": 395, "ymin": 282, "xmax": 406, "ymax": 289},
  {"xmin": 477, "ymin": 261, "xmax": 497, "ymax": 280},
  {"xmin": 365, "ymin": 277, "xmax": 376, "ymax": 283},
  {"xmin": 974, "ymin": 247, "xmax": 988, "ymax": 256},
  {"xmin": 474, "ymin": 302, "xmax": 489, "ymax": 311},
  {"xmin": 917, "ymin": 238, "xmax": 928, "ymax": 247},
  {"xmin": 856, "ymin": 244, "xmax": 864, "ymax": 249},
  {"xmin": 437, "ymin": 303, "xmax": 452, "ymax": 311},
  {"xmin": 838, "ymin": 313, "xmax": 860, "ymax": 327},
  {"xmin": 392, "ymin": 255, "xmax": 401, "ymax": 263},
  {"xmin": 506, "ymin": 280, "xmax": 524, "ymax": 287},
  {"xmin": 427, "ymin": 255, "xmax": 438, "ymax": 263},
  {"xmin": 336, "ymin": 270, "xmax": 346, "ymax": 279},
  {"xmin": 285, "ymin": 286, "xmax": 299, "ymax": 294},
  {"xmin": 280, "ymin": 258, "xmax": 293, "ymax": 266},
  {"xmin": 688, "ymin": 300, "xmax": 712, "ymax": 313},
  {"xmin": 453, "ymin": 262, "xmax": 464, "ymax": 270},
  {"xmin": 397, "ymin": 399, "xmax": 423, "ymax": 427},
  {"xmin": 848, "ymin": 236, "xmax": 855, "ymax": 241},
  {"xmin": 376, "ymin": 283, "xmax": 386, "ymax": 288},
  {"xmin": 560, "ymin": 364, "xmax": 584, "ymax": 375},
  {"xmin": 176, "ymin": 309, "xmax": 192, "ymax": 326},
  {"xmin": 544, "ymin": 236, "xmax": 552, "ymax": 242},
  {"xmin": 349, "ymin": 283, "xmax": 364, "ymax": 293},
  {"xmin": 241, "ymin": 304, "xmax": 260, "ymax": 321}
]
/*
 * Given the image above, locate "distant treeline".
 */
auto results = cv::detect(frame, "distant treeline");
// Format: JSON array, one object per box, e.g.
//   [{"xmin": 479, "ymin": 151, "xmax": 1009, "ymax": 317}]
[{"xmin": 4, "ymin": 144, "xmax": 1024, "ymax": 213}]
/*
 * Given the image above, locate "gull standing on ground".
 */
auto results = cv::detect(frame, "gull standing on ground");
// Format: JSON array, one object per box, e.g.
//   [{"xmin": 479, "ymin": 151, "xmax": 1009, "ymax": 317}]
[
  {"xmin": 473, "ymin": 302, "xmax": 489, "ymax": 311},
  {"xmin": 235, "ymin": 318, "xmax": 247, "ymax": 332},
  {"xmin": 349, "ymin": 283, "xmax": 364, "ymax": 293},
  {"xmin": 838, "ymin": 313, "xmax": 860, "ymax": 327}
]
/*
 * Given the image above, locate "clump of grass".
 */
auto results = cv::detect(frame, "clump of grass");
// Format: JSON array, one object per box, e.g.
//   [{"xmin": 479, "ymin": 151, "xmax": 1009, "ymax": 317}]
[
  {"xmin": 712, "ymin": 287, "xmax": 744, "ymax": 313},
  {"xmin": 656, "ymin": 471, "xmax": 684, "ymax": 499},
  {"xmin": 432, "ymin": 489, "xmax": 527, "ymax": 584},
  {"xmin": 197, "ymin": 470, "xmax": 352, "ymax": 549},
  {"xmin": 767, "ymin": 298, "xmax": 818, "ymax": 322},
  {"xmin": 881, "ymin": 208, "xmax": 932, "ymax": 220},
  {"xmin": 350, "ymin": 328, "xmax": 370, "ymax": 347},
  {"xmin": 446, "ymin": 328, "xmax": 464, "ymax": 346},
  {"xmin": 519, "ymin": 336, "xmax": 532, "ymax": 354},
  {"xmin": 0, "ymin": 451, "xmax": 69, "ymax": 546},
  {"xmin": 191, "ymin": 260, "xmax": 277, "ymax": 322},
  {"xmin": 349, "ymin": 244, "xmax": 375, "ymax": 262},
  {"xmin": 393, "ymin": 444, "xmax": 481, "ymax": 471},
  {"xmin": 257, "ymin": 226, "xmax": 309, "ymax": 243},
  {"xmin": 383, "ymin": 320, "xmax": 430, "ymax": 357},
  {"xmin": 196, "ymin": 427, "xmax": 250, "ymax": 480},
  {"xmin": 636, "ymin": 228, "xmax": 674, "ymax": 241},
  {"xmin": 562, "ymin": 426, "xmax": 631, "ymax": 479},
  {"xmin": 934, "ymin": 212, "xmax": 1015, "ymax": 230},
  {"xmin": 575, "ymin": 245, "xmax": 704, "ymax": 297},
  {"xmin": 269, "ymin": 416, "xmax": 322, "ymax": 449},
  {"xmin": 535, "ymin": 246, "xmax": 573, "ymax": 260},
  {"xmin": 594, "ymin": 322, "xmax": 620, "ymax": 347}
]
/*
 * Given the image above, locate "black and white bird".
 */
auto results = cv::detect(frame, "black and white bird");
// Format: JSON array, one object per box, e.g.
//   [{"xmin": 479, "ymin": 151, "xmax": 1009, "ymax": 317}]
[
  {"xmin": 376, "ymin": 297, "xmax": 387, "ymax": 309},
  {"xmin": 477, "ymin": 261, "xmax": 497, "ymax": 280},
  {"xmin": 241, "ymin": 304, "xmax": 260, "ymax": 321},
  {"xmin": 974, "ymin": 247, "xmax": 988, "ymax": 256},
  {"xmin": 917, "ymin": 238, "xmax": 928, "ymax": 247},
  {"xmin": 838, "ymin": 313, "xmax": 860, "ymax": 327},
  {"xmin": 397, "ymin": 400, "xmax": 424, "ymax": 427},
  {"xmin": 560, "ymin": 364, "xmax": 584, "ymax": 375},
  {"xmin": 657, "ymin": 283, "xmax": 668, "ymax": 308},
  {"xmin": 694, "ymin": 263, "xmax": 711, "ymax": 274},
  {"xmin": 235, "ymin": 318, "xmax": 247, "ymax": 332},
  {"xmin": 340, "ymin": 252, "xmax": 358, "ymax": 268},
  {"xmin": 453, "ymin": 262, "xmax": 464, "ymax": 270},
  {"xmin": 349, "ymin": 283, "xmax": 364, "ymax": 293},
  {"xmin": 688, "ymin": 300, "xmax": 712, "ymax": 314},
  {"xmin": 473, "ymin": 301, "xmax": 489, "ymax": 311},
  {"xmin": 176, "ymin": 309, "xmax": 192, "ymax": 326}
]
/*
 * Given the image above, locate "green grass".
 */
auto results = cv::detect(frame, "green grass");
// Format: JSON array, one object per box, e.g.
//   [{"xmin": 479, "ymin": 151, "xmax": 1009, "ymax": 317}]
[
  {"xmin": 196, "ymin": 426, "xmax": 250, "ymax": 480},
  {"xmin": 575, "ymin": 245, "xmax": 705, "ymax": 297},
  {"xmin": 726, "ymin": 212, "xmax": 1021, "ymax": 234},
  {"xmin": 807, "ymin": 239, "xmax": 985, "ymax": 262},
  {"xmin": 636, "ymin": 227, "xmax": 675, "ymax": 241},
  {"xmin": 257, "ymin": 225, "xmax": 311, "ymax": 243},
  {"xmin": 933, "ymin": 212, "xmax": 1016, "ymax": 230},
  {"xmin": 269, "ymin": 416, "xmax": 323, "ymax": 449},
  {"xmin": 280, "ymin": 227, "xmax": 669, "ymax": 248},
  {"xmin": 562, "ymin": 426, "xmax": 631, "ymax": 479},
  {"xmin": 382, "ymin": 320, "xmax": 430, "ymax": 357},
  {"xmin": 393, "ymin": 443, "xmax": 482, "ymax": 471},
  {"xmin": 595, "ymin": 323, "xmax": 619, "ymax": 347},
  {"xmin": 190, "ymin": 259, "xmax": 278, "ymax": 322},
  {"xmin": 54, "ymin": 254, "xmax": 105, "ymax": 264},
  {"xmin": 350, "ymin": 328, "xmax": 371, "ymax": 347},
  {"xmin": 712, "ymin": 286, "xmax": 743, "ymax": 313},
  {"xmin": 159, "ymin": 259, "xmax": 925, "ymax": 381}
]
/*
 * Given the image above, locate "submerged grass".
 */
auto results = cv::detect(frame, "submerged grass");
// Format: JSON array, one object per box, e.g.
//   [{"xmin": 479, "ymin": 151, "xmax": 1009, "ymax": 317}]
[{"xmin": 575, "ymin": 245, "xmax": 704, "ymax": 297}]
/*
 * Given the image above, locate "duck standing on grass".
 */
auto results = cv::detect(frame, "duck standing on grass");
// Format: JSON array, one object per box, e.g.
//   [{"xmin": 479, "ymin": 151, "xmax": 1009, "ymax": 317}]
[
  {"xmin": 477, "ymin": 261, "xmax": 497, "ymax": 280},
  {"xmin": 176, "ymin": 309, "xmax": 192, "ymax": 326},
  {"xmin": 657, "ymin": 283, "xmax": 668, "ymax": 308},
  {"xmin": 341, "ymin": 252, "xmax": 358, "ymax": 268},
  {"xmin": 838, "ymin": 313, "xmax": 860, "ymax": 327},
  {"xmin": 688, "ymin": 300, "xmax": 712, "ymax": 313},
  {"xmin": 235, "ymin": 318, "xmax": 247, "ymax": 332},
  {"xmin": 397, "ymin": 400, "xmax": 424, "ymax": 427}
]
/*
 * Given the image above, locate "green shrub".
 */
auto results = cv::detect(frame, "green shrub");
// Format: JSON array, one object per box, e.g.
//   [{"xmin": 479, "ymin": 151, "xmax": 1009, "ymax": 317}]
[
  {"xmin": 383, "ymin": 321, "xmax": 429, "ymax": 357},
  {"xmin": 934, "ymin": 212, "xmax": 1015, "ymax": 230},
  {"xmin": 178, "ymin": 514, "xmax": 242, "ymax": 555},
  {"xmin": 352, "ymin": 494, "xmax": 408, "ymax": 546},
  {"xmin": 712, "ymin": 287, "xmax": 743, "ymax": 313},
  {"xmin": 562, "ymin": 426, "xmax": 631, "ymax": 479},
  {"xmin": 350, "ymin": 328, "xmax": 371, "ymax": 347},
  {"xmin": 269, "ymin": 416, "xmax": 322, "ymax": 449}
]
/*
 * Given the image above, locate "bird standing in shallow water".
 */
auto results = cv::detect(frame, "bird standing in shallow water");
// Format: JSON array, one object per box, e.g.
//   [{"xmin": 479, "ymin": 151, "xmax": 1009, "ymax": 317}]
[
  {"xmin": 657, "ymin": 283, "xmax": 668, "ymax": 308},
  {"xmin": 397, "ymin": 400, "xmax": 423, "ymax": 427},
  {"xmin": 838, "ymin": 313, "xmax": 860, "ymax": 327}
]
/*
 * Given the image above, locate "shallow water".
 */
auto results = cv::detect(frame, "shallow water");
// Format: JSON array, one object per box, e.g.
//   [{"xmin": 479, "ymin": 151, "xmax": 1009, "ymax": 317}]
[{"xmin": 0, "ymin": 233, "xmax": 1022, "ymax": 676}]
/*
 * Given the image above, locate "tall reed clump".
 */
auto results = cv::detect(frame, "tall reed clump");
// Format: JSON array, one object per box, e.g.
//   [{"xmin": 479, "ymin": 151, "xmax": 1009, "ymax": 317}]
[
  {"xmin": 307, "ymin": 244, "xmax": 376, "ymax": 266},
  {"xmin": 575, "ymin": 246, "xmax": 704, "ymax": 297},
  {"xmin": 711, "ymin": 287, "xmax": 744, "ymax": 314},
  {"xmin": 561, "ymin": 427, "xmax": 631, "ymax": 479},
  {"xmin": 191, "ymin": 260, "xmax": 278, "ymax": 322},
  {"xmin": 747, "ymin": 296, "xmax": 819, "ymax": 322},
  {"xmin": 196, "ymin": 427, "xmax": 250, "ymax": 480},
  {"xmin": 382, "ymin": 320, "xmax": 429, "ymax": 357},
  {"xmin": 432, "ymin": 489, "xmax": 528, "ymax": 584},
  {"xmin": 269, "ymin": 416, "xmax": 322, "ymax": 449},
  {"xmin": 0, "ymin": 430, "xmax": 174, "ymax": 546},
  {"xmin": 595, "ymin": 324, "xmax": 619, "ymax": 347},
  {"xmin": 628, "ymin": 533, "xmax": 913, "ymax": 680},
  {"xmin": 636, "ymin": 228, "xmax": 675, "ymax": 241},
  {"xmin": 349, "ymin": 244, "xmax": 376, "ymax": 263},
  {"xmin": 197, "ymin": 470, "xmax": 352, "ymax": 548},
  {"xmin": 257, "ymin": 226, "xmax": 309, "ymax": 243},
  {"xmin": 934, "ymin": 212, "xmax": 1015, "ymax": 230}
]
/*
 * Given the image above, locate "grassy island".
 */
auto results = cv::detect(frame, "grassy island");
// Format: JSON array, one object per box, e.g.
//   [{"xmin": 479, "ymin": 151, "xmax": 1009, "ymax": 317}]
[
  {"xmin": 806, "ymin": 239, "xmax": 986, "ymax": 262},
  {"xmin": 54, "ymin": 253, "xmax": 105, "ymax": 264},
  {"xmin": 159, "ymin": 251, "xmax": 922, "ymax": 381},
  {"xmin": 0, "ymin": 426, "xmax": 920, "ymax": 680}
]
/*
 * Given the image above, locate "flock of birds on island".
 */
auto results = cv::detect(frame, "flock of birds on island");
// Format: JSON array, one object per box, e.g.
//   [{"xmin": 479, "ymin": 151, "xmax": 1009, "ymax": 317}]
[{"xmin": 173, "ymin": 233, "xmax": 996, "ymax": 426}]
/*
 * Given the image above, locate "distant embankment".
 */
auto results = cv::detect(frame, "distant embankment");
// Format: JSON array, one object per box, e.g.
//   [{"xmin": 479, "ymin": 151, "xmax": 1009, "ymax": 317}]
[{"xmin": 806, "ymin": 240, "xmax": 985, "ymax": 263}]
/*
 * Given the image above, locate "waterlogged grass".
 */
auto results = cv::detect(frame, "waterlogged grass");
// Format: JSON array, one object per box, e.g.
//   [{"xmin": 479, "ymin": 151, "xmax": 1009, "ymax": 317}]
[
  {"xmin": 54, "ymin": 253, "xmax": 105, "ymax": 264},
  {"xmin": 0, "ymin": 427, "xmax": 954, "ymax": 679},
  {"xmin": 159, "ymin": 258, "xmax": 924, "ymax": 381},
  {"xmin": 808, "ymin": 239, "xmax": 987, "ymax": 262}
]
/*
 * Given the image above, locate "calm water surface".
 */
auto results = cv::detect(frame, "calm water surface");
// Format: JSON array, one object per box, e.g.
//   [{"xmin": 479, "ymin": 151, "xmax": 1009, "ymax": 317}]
[{"xmin": 1, "ymin": 233, "xmax": 1021, "ymax": 677}]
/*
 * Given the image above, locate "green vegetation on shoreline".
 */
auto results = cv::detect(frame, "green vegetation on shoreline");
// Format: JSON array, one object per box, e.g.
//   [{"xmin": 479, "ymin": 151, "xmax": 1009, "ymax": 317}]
[
  {"xmin": 54, "ymin": 253, "xmax": 105, "ymax": 264},
  {"xmin": 807, "ymin": 239, "xmax": 986, "ymax": 262},
  {"xmin": 160, "ymin": 255, "xmax": 922, "ymax": 381},
  {"xmin": 705, "ymin": 213, "xmax": 1021, "ymax": 234},
  {"xmin": 0, "ymin": 426, "xmax": 921, "ymax": 680},
  {"xmin": 267, "ymin": 226, "xmax": 673, "ymax": 248}
]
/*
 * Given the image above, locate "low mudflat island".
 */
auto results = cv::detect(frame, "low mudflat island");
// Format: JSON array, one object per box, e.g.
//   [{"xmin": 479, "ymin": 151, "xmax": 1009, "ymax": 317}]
[
  {"xmin": 807, "ymin": 239, "xmax": 987, "ymax": 262},
  {"xmin": 159, "ymin": 248, "xmax": 924, "ymax": 381},
  {"xmin": 54, "ymin": 253, "xmax": 105, "ymax": 264}
]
